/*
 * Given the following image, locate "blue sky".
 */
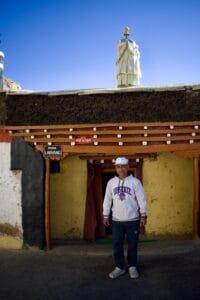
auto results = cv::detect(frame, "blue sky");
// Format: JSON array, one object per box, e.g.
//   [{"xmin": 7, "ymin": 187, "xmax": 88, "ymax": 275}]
[{"xmin": 1, "ymin": 0, "xmax": 200, "ymax": 91}]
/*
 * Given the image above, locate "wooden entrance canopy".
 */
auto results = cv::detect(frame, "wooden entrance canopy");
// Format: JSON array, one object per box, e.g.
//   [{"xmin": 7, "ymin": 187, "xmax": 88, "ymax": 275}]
[{"xmin": 4, "ymin": 120, "xmax": 200, "ymax": 157}]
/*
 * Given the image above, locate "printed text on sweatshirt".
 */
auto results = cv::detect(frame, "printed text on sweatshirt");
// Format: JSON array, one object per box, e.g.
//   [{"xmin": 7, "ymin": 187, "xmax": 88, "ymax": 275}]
[{"xmin": 103, "ymin": 174, "xmax": 148, "ymax": 221}]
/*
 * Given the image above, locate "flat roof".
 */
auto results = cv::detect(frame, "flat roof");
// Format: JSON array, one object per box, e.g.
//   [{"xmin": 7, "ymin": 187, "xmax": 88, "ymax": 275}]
[
  {"xmin": 3, "ymin": 82, "xmax": 200, "ymax": 96},
  {"xmin": 1, "ymin": 82, "xmax": 199, "ymax": 125}
]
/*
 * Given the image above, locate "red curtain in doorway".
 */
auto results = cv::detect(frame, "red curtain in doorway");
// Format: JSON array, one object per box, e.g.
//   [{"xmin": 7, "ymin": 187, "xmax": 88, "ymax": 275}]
[{"xmin": 83, "ymin": 162, "xmax": 105, "ymax": 241}]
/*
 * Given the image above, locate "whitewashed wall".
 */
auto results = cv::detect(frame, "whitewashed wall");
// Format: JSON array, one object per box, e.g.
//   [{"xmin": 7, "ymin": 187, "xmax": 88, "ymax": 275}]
[{"xmin": 0, "ymin": 143, "xmax": 22, "ymax": 236}]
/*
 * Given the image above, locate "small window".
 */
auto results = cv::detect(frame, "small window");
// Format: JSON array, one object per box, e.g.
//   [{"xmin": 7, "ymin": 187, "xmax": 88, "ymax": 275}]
[{"xmin": 50, "ymin": 160, "xmax": 60, "ymax": 173}]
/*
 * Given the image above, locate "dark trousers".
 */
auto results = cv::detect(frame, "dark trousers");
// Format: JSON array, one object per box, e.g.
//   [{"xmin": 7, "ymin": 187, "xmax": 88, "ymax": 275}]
[{"xmin": 112, "ymin": 219, "xmax": 140, "ymax": 269}]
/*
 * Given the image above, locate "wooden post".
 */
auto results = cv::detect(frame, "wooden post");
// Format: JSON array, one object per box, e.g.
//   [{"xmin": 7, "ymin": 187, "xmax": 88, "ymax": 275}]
[
  {"xmin": 193, "ymin": 156, "xmax": 200, "ymax": 239},
  {"xmin": 45, "ymin": 158, "xmax": 51, "ymax": 250}
]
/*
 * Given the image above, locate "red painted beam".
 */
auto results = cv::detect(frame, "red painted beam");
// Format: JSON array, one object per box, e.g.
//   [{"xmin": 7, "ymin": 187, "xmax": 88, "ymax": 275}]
[{"xmin": 0, "ymin": 129, "xmax": 12, "ymax": 142}]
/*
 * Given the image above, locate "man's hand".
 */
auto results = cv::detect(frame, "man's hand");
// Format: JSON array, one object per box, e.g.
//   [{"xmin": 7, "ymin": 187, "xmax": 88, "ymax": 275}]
[
  {"xmin": 103, "ymin": 216, "xmax": 110, "ymax": 227},
  {"xmin": 140, "ymin": 216, "xmax": 147, "ymax": 227}
]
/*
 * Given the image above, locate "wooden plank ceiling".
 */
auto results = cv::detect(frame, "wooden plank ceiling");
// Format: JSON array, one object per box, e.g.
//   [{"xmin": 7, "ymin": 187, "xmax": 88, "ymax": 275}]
[{"xmin": 4, "ymin": 121, "xmax": 200, "ymax": 156}]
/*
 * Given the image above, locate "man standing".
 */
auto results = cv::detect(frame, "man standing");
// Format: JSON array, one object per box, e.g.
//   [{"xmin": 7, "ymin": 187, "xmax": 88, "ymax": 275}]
[{"xmin": 103, "ymin": 157, "xmax": 148, "ymax": 279}]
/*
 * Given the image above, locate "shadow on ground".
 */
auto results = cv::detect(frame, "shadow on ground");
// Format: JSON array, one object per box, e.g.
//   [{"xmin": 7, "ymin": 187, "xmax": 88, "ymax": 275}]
[{"xmin": 0, "ymin": 239, "xmax": 200, "ymax": 300}]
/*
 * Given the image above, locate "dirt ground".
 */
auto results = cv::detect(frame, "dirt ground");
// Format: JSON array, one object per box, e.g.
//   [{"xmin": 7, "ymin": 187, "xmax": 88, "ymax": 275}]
[{"xmin": 0, "ymin": 239, "xmax": 200, "ymax": 300}]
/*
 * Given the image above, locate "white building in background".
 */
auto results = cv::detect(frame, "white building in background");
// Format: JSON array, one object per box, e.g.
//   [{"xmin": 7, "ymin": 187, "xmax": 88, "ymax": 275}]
[{"xmin": 0, "ymin": 51, "xmax": 22, "ymax": 91}]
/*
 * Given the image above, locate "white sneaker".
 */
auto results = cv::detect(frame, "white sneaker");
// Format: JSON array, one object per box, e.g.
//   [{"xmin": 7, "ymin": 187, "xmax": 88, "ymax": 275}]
[
  {"xmin": 109, "ymin": 266, "xmax": 126, "ymax": 279},
  {"xmin": 128, "ymin": 266, "xmax": 139, "ymax": 278}
]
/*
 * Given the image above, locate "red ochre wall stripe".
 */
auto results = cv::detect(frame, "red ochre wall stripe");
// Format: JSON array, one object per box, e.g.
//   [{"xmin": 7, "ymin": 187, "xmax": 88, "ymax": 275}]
[{"xmin": 0, "ymin": 129, "xmax": 12, "ymax": 142}]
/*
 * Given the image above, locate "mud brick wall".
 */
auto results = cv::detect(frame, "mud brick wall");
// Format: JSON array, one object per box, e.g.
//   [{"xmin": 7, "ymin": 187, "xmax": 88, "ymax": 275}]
[
  {"xmin": 0, "ymin": 88, "xmax": 200, "ymax": 125},
  {"xmin": 0, "ymin": 92, "xmax": 7, "ymax": 125}
]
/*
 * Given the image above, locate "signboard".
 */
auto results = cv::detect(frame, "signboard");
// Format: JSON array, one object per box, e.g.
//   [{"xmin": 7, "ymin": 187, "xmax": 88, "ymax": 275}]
[
  {"xmin": 75, "ymin": 136, "xmax": 93, "ymax": 144},
  {"xmin": 43, "ymin": 145, "xmax": 62, "ymax": 157}
]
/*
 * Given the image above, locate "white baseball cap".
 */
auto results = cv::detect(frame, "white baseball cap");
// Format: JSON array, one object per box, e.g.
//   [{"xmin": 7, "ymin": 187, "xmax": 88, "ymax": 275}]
[{"xmin": 114, "ymin": 157, "xmax": 129, "ymax": 165}]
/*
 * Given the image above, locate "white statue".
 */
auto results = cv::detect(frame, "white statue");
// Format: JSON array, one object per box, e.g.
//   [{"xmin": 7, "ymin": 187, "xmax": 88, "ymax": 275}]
[{"xmin": 116, "ymin": 27, "xmax": 141, "ymax": 87}]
